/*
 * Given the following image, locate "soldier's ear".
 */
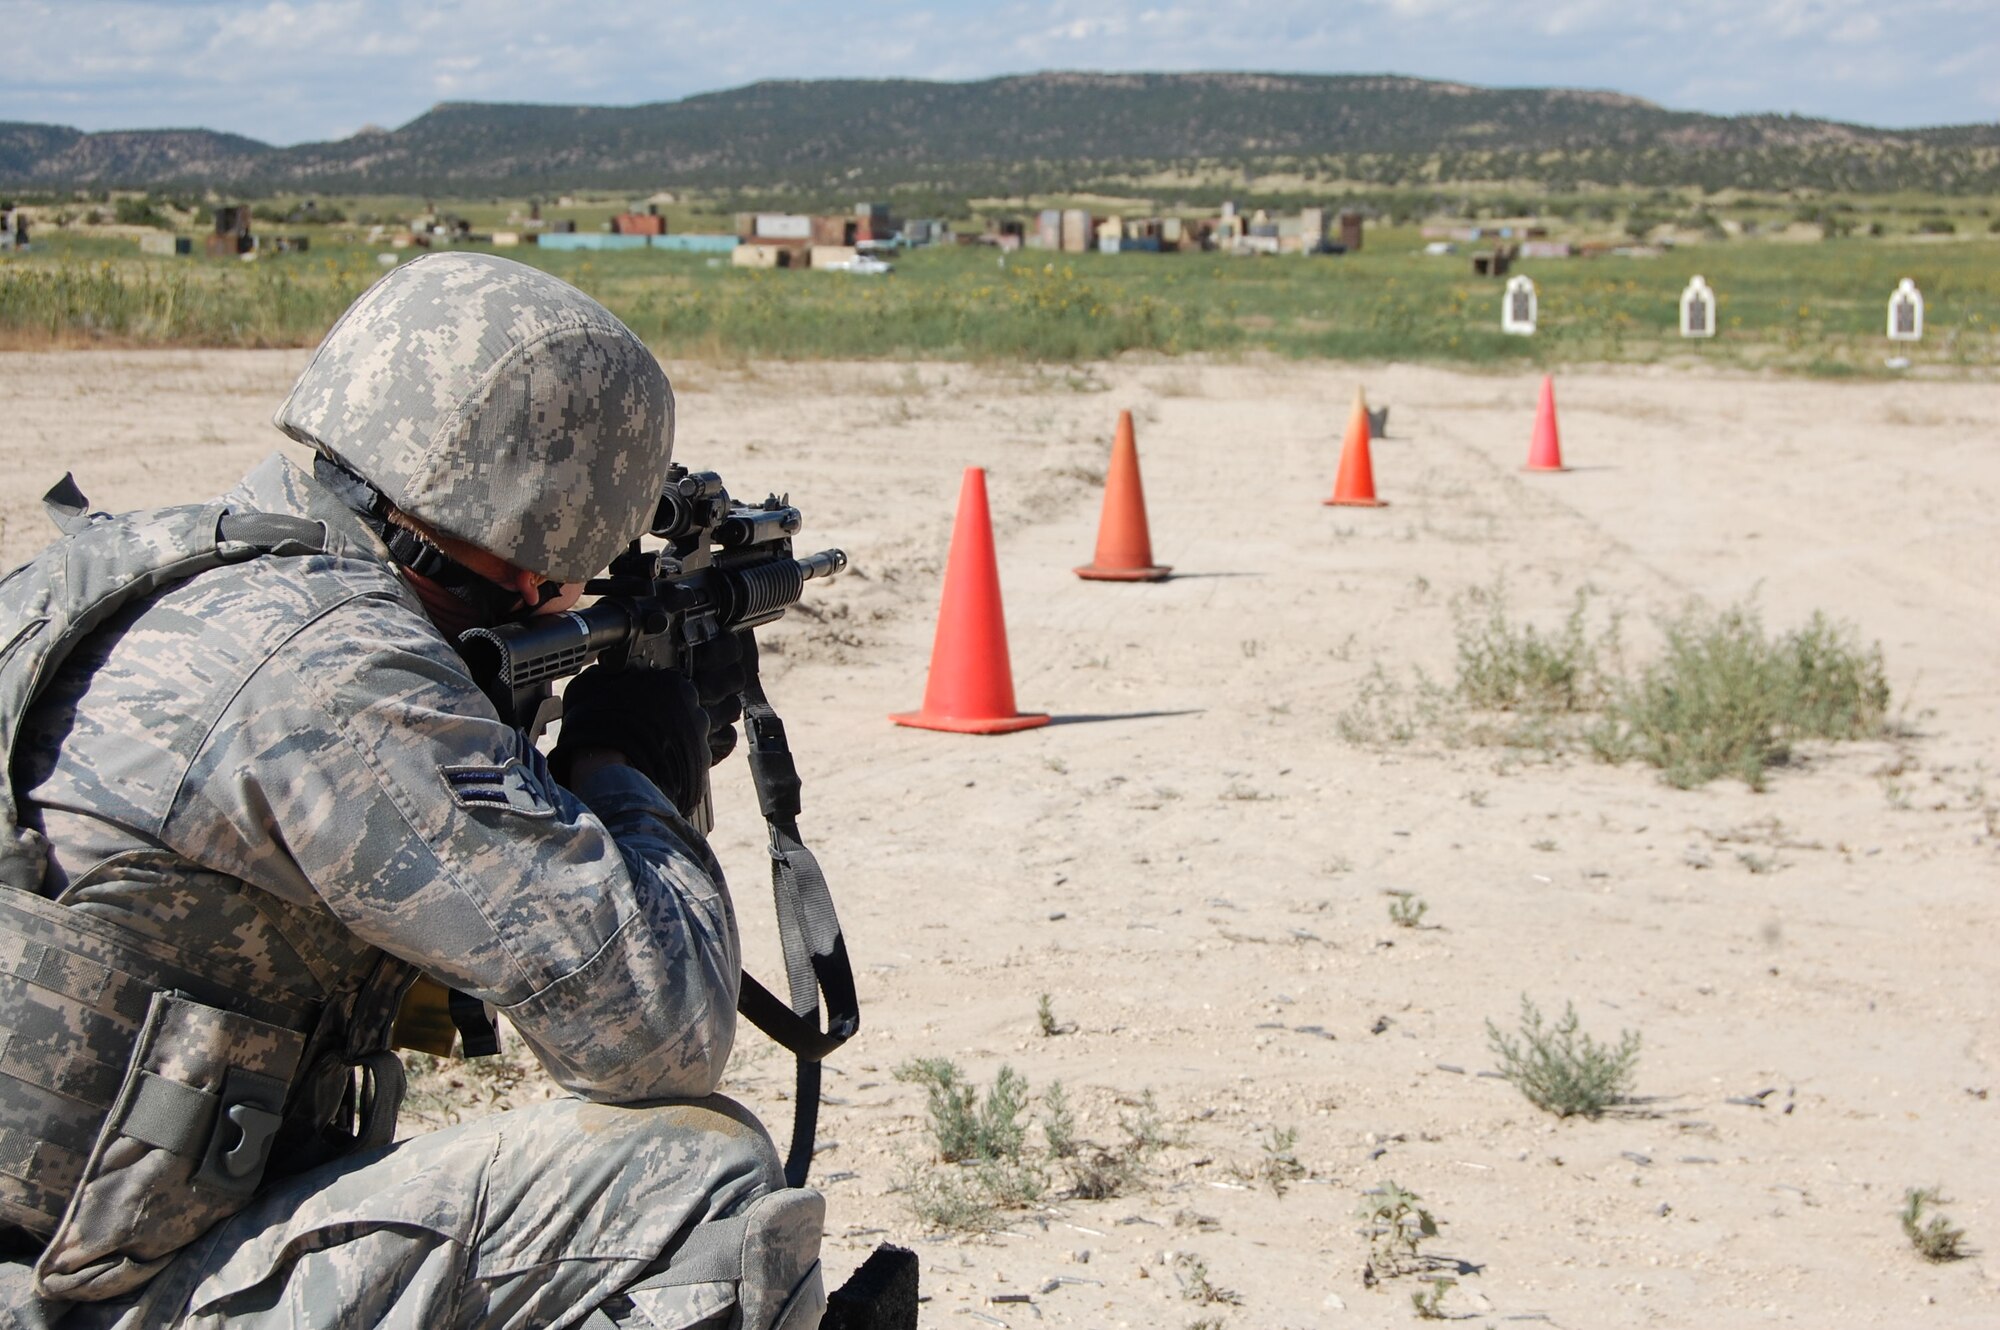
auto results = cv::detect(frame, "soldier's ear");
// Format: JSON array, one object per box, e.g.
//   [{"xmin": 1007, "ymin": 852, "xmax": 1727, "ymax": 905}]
[{"xmin": 503, "ymin": 565, "xmax": 545, "ymax": 605}]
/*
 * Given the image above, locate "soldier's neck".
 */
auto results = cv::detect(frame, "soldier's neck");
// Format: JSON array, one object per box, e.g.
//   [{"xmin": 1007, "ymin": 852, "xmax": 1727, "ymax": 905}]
[{"xmin": 400, "ymin": 567, "xmax": 491, "ymax": 640}]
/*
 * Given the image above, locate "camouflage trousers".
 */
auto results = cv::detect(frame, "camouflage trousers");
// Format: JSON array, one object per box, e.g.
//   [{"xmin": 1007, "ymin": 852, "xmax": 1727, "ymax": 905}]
[{"xmin": 1, "ymin": 1096, "xmax": 825, "ymax": 1330}]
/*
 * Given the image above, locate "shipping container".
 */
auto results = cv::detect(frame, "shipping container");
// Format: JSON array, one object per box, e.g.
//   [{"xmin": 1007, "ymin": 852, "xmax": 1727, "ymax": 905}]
[
  {"xmin": 654, "ymin": 235, "xmax": 737, "ymax": 253},
  {"xmin": 811, "ymin": 216, "xmax": 857, "ymax": 246},
  {"xmin": 1060, "ymin": 209, "xmax": 1092, "ymax": 253},
  {"xmin": 755, "ymin": 214, "xmax": 812, "ymax": 240},
  {"xmin": 536, "ymin": 233, "xmax": 651, "ymax": 251}
]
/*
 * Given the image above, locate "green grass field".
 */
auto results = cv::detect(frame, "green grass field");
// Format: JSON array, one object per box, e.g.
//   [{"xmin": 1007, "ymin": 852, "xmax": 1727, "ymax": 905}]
[{"xmin": 3, "ymin": 227, "xmax": 1995, "ymax": 374}]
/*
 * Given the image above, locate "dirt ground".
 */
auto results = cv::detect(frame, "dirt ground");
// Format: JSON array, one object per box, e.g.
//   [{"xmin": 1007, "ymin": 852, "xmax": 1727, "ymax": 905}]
[{"xmin": 2, "ymin": 350, "xmax": 1996, "ymax": 1327}]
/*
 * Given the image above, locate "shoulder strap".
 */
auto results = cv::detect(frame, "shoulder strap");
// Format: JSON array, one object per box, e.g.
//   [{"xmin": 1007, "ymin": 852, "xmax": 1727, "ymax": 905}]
[
  {"xmin": 732, "ymin": 632, "xmax": 859, "ymax": 1190},
  {"xmin": 0, "ymin": 475, "xmax": 327, "ymax": 893}
]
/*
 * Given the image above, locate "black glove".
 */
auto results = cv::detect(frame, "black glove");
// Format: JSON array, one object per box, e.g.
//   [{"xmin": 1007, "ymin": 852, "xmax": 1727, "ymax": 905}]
[
  {"xmin": 686, "ymin": 631, "xmax": 749, "ymax": 766},
  {"xmin": 551, "ymin": 664, "xmax": 709, "ymax": 812}
]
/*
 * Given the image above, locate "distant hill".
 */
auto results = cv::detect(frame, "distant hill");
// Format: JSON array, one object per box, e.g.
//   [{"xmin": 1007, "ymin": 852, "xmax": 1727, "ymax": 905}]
[{"xmin": 4, "ymin": 73, "xmax": 1996, "ymax": 197}]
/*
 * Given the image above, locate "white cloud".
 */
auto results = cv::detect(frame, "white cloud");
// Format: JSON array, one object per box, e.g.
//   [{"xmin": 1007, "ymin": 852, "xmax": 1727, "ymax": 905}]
[{"xmin": 1, "ymin": 0, "xmax": 1991, "ymax": 142}]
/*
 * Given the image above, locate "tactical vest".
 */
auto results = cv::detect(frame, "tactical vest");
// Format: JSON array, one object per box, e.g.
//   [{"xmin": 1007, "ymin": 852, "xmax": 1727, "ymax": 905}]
[{"xmin": 0, "ymin": 478, "xmax": 413, "ymax": 1302}]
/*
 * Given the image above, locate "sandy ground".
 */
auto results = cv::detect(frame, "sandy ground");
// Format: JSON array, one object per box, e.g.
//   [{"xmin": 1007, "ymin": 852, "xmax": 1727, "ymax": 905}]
[{"xmin": 2, "ymin": 350, "xmax": 1997, "ymax": 1328}]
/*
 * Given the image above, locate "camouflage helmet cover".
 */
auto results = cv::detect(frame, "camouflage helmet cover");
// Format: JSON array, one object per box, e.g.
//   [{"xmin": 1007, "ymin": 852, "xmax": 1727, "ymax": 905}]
[{"xmin": 275, "ymin": 252, "xmax": 673, "ymax": 582}]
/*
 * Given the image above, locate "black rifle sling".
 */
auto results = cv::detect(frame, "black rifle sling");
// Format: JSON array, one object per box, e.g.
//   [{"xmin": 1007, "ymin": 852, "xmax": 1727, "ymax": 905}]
[{"xmin": 733, "ymin": 632, "xmax": 859, "ymax": 1188}]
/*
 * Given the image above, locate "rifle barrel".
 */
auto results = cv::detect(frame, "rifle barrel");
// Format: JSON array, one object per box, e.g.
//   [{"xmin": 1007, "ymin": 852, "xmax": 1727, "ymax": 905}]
[{"xmin": 459, "ymin": 548, "xmax": 846, "ymax": 690}]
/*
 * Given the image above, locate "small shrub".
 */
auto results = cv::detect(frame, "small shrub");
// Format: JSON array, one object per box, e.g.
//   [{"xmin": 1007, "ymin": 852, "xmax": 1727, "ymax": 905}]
[
  {"xmin": 1172, "ymin": 1254, "xmax": 1242, "ymax": 1305},
  {"xmin": 1454, "ymin": 583, "xmax": 1614, "ymax": 715},
  {"xmin": 1261, "ymin": 1126, "xmax": 1308, "ymax": 1195},
  {"xmin": 1486, "ymin": 995, "xmax": 1640, "ymax": 1118},
  {"xmin": 1412, "ymin": 1276, "xmax": 1457, "ymax": 1319},
  {"xmin": 1357, "ymin": 1179, "xmax": 1439, "ymax": 1275},
  {"xmin": 893, "ymin": 1058, "xmax": 1048, "ymax": 1228},
  {"xmin": 1042, "ymin": 1080, "xmax": 1078, "ymax": 1158},
  {"xmin": 894, "ymin": 1056, "xmax": 979, "ymax": 1161},
  {"xmin": 1387, "ymin": 892, "xmax": 1428, "ymax": 928},
  {"xmin": 1121, "ymin": 1088, "xmax": 1172, "ymax": 1153},
  {"xmin": 1067, "ymin": 1147, "xmax": 1138, "ymax": 1200},
  {"xmin": 977, "ymin": 1065, "xmax": 1031, "ymax": 1161},
  {"xmin": 1901, "ymin": 1186, "xmax": 1967, "ymax": 1262},
  {"xmin": 1037, "ymin": 992, "xmax": 1061, "ymax": 1037},
  {"xmin": 904, "ymin": 1164, "xmax": 999, "ymax": 1230},
  {"xmin": 893, "ymin": 1057, "xmax": 1031, "ymax": 1163},
  {"xmin": 1590, "ymin": 604, "xmax": 1888, "ymax": 790},
  {"xmin": 1065, "ymin": 1086, "xmax": 1171, "ymax": 1200}
]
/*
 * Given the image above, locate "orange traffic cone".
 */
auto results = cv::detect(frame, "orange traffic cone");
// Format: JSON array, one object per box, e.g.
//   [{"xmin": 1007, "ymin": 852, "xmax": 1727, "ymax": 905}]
[
  {"xmin": 1324, "ymin": 388, "xmax": 1387, "ymax": 507},
  {"xmin": 1526, "ymin": 376, "xmax": 1566, "ymax": 472},
  {"xmin": 892, "ymin": 467, "xmax": 1051, "ymax": 734},
  {"xmin": 1076, "ymin": 410, "xmax": 1171, "ymax": 582}
]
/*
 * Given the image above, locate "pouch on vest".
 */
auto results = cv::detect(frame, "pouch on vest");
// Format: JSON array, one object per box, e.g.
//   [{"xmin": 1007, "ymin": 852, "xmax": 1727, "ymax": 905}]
[{"xmin": 33, "ymin": 991, "xmax": 305, "ymax": 1301}]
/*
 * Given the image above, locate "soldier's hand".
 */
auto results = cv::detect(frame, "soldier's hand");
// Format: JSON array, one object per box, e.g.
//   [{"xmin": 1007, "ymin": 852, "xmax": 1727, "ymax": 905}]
[
  {"xmin": 685, "ymin": 631, "xmax": 748, "ymax": 765},
  {"xmin": 552, "ymin": 664, "xmax": 709, "ymax": 812}
]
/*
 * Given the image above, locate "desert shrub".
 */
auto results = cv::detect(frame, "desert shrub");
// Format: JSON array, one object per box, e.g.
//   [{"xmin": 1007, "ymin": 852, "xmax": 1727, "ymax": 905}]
[
  {"xmin": 893, "ymin": 1058, "xmax": 1064, "ymax": 1228},
  {"xmin": 1453, "ymin": 584, "xmax": 1615, "ymax": 715},
  {"xmin": 1259, "ymin": 1126, "xmax": 1307, "ymax": 1195},
  {"xmin": 1486, "ymin": 995, "xmax": 1640, "ymax": 1118},
  {"xmin": 1590, "ymin": 604, "xmax": 1888, "ymax": 789},
  {"xmin": 1356, "ymin": 1179, "xmax": 1440, "ymax": 1274},
  {"xmin": 1387, "ymin": 891, "xmax": 1428, "ymax": 928},
  {"xmin": 1041, "ymin": 1079, "xmax": 1078, "ymax": 1158},
  {"xmin": 893, "ymin": 1057, "xmax": 1030, "ymax": 1163},
  {"xmin": 1901, "ymin": 1187, "xmax": 1968, "ymax": 1262}
]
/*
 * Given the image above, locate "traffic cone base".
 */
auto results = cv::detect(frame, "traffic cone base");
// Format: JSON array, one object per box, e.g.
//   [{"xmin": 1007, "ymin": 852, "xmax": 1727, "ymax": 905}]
[
  {"xmin": 890, "ymin": 708, "xmax": 1051, "ymax": 734},
  {"xmin": 892, "ymin": 466, "xmax": 1049, "ymax": 735},
  {"xmin": 1323, "ymin": 495, "xmax": 1388, "ymax": 508},
  {"xmin": 1075, "ymin": 562, "xmax": 1172, "ymax": 581},
  {"xmin": 1075, "ymin": 410, "xmax": 1171, "ymax": 582}
]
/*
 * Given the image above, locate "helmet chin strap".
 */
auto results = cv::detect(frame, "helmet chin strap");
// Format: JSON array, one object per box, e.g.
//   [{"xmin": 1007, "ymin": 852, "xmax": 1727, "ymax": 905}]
[{"xmin": 314, "ymin": 455, "xmax": 558, "ymax": 627}]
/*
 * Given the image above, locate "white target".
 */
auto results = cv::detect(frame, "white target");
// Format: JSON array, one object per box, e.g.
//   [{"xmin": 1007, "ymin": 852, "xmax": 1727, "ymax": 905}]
[
  {"xmin": 1502, "ymin": 275, "xmax": 1537, "ymax": 335},
  {"xmin": 1887, "ymin": 278, "xmax": 1923, "ymax": 341},
  {"xmin": 1680, "ymin": 275, "xmax": 1717, "ymax": 339}
]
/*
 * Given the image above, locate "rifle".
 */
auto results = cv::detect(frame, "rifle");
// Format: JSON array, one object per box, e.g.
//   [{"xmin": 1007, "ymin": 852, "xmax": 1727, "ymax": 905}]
[
  {"xmin": 454, "ymin": 463, "xmax": 858, "ymax": 1188},
  {"xmin": 457, "ymin": 464, "xmax": 847, "ymax": 752}
]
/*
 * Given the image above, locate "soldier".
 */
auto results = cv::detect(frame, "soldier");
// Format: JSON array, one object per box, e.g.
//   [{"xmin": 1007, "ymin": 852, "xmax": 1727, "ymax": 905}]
[{"xmin": 0, "ymin": 254, "xmax": 824, "ymax": 1328}]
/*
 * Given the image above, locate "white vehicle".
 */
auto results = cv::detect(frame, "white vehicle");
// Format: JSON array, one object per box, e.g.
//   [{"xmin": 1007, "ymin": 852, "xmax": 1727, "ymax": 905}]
[{"xmin": 830, "ymin": 253, "xmax": 893, "ymax": 275}]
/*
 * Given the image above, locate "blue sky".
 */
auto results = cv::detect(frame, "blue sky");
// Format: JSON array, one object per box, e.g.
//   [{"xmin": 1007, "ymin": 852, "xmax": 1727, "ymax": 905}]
[{"xmin": 6, "ymin": 0, "xmax": 1995, "ymax": 145}]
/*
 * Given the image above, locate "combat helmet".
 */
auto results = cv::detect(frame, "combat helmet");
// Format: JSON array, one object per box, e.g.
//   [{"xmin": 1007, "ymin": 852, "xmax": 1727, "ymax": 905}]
[{"xmin": 275, "ymin": 252, "xmax": 674, "ymax": 583}]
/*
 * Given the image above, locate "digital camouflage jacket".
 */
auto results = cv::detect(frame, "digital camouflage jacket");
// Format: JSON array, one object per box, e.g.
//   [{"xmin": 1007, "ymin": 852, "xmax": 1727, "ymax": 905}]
[{"xmin": 6, "ymin": 452, "xmax": 742, "ymax": 1291}]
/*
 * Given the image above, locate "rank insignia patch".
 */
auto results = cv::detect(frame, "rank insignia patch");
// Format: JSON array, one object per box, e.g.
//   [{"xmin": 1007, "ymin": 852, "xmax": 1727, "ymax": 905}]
[{"xmin": 440, "ymin": 761, "xmax": 556, "ymax": 818}]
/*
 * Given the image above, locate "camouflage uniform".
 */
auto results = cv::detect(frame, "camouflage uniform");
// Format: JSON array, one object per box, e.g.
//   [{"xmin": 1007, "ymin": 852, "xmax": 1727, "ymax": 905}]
[{"xmin": 0, "ymin": 255, "xmax": 824, "ymax": 1328}]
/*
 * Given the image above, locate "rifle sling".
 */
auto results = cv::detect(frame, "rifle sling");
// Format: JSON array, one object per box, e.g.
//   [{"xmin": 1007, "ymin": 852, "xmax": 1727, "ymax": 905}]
[
  {"xmin": 449, "ymin": 624, "xmax": 857, "ymax": 1189},
  {"xmin": 736, "ymin": 633, "xmax": 859, "ymax": 1189}
]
